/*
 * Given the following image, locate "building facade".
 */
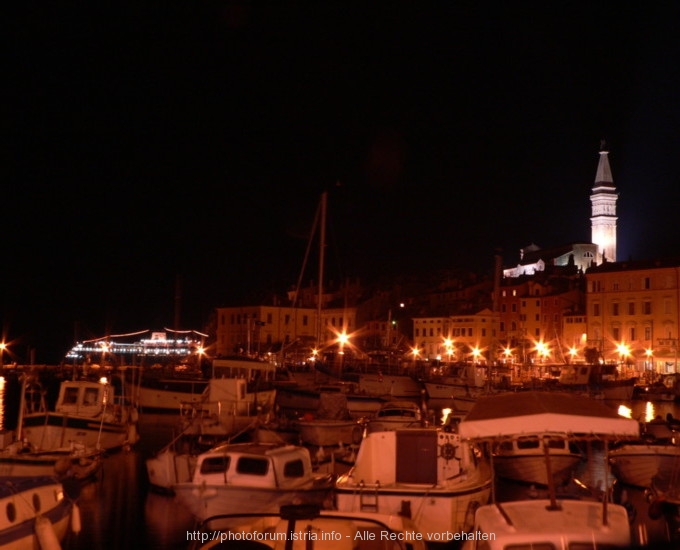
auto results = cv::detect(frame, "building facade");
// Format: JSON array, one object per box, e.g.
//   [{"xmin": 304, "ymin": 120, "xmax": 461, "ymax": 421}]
[{"xmin": 585, "ymin": 258, "xmax": 680, "ymax": 373}]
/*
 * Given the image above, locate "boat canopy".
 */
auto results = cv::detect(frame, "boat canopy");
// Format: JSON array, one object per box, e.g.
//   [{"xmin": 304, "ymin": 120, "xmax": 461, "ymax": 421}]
[{"xmin": 458, "ymin": 391, "xmax": 639, "ymax": 440}]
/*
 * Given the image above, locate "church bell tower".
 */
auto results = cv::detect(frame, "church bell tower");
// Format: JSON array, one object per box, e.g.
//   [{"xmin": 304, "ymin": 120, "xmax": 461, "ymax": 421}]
[{"xmin": 590, "ymin": 143, "xmax": 618, "ymax": 263}]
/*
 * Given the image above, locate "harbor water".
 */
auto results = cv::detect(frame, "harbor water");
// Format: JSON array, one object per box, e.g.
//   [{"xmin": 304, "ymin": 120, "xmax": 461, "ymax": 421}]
[{"xmin": 1, "ymin": 372, "xmax": 680, "ymax": 548}]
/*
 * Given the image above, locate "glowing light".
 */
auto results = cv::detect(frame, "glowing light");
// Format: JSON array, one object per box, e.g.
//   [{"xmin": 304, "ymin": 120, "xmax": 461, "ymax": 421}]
[
  {"xmin": 644, "ymin": 401, "xmax": 656, "ymax": 423},
  {"xmin": 568, "ymin": 347, "xmax": 578, "ymax": 359},
  {"xmin": 441, "ymin": 407, "xmax": 453, "ymax": 425},
  {"xmin": 98, "ymin": 377, "xmax": 108, "ymax": 385},
  {"xmin": 617, "ymin": 405, "xmax": 632, "ymax": 418},
  {"xmin": 471, "ymin": 347, "xmax": 482, "ymax": 362},
  {"xmin": 616, "ymin": 342, "xmax": 631, "ymax": 357}
]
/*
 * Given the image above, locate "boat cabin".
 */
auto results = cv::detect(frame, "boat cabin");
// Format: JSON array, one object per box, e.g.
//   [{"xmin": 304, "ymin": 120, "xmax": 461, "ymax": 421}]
[
  {"xmin": 192, "ymin": 443, "xmax": 316, "ymax": 489},
  {"xmin": 350, "ymin": 428, "xmax": 467, "ymax": 486},
  {"xmin": 463, "ymin": 499, "xmax": 632, "ymax": 550},
  {"xmin": 559, "ymin": 363, "xmax": 620, "ymax": 385},
  {"xmin": 55, "ymin": 380, "xmax": 114, "ymax": 416},
  {"xmin": 495, "ymin": 434, "xmax": 577, "ymax": 456}
]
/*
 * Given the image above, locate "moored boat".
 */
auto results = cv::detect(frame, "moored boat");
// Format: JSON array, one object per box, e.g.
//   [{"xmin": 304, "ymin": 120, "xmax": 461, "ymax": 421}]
[
  {"xmin": 558, "ymin": 363, "xmax": 636, "ymax": 400},
  {"xmin": 172, "ymin": 442, "xmax": 335, "ymax": 521},
  {"xmin": 294, "ymin": 392, "xmax": 365, "ymax": 447},
  {"xmin": 178, "ymin": 377, "xmax": 276, "ymax": 439},
  {"xmin": 365, "ymin": 400, "xmax": 422, "ymax": 433},
  {"xmin": 461, "ymin": 498, "xmax": 632, "ymax": 550},
  {"xmin": 189, "ymin": 504, "xmax": 428, "ymax": 550},
  {"xmin": 492, "ymin": 433, "xmax": 582, "ymax": 486},
  {"xmin": 0, "ymin": 476, "xmax": 75, "ymax": 550},
  {"xmin": 458, "ymin": 391, "xmax": 640, "ymax": 550},
  {"xmin": 20, "ymin": 378, "xmax": 139, "ymax": 452},
  {"xmin": 609, "ymin": 441, "xmax": 680, "ymax": 489},
  {"xmin": 0, "ymin": 442, "xmax": 103, "ymax": 481},
  {"xmin": 334, "ymin": 427, "xmax": 493, "ymax": 535}
]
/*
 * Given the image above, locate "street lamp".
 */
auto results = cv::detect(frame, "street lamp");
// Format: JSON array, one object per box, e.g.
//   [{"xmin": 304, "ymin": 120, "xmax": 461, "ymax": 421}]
[
  {"xmin": 0, "ymin": 343, "xmax": 5, "ymax": 368},
  {"xmin": 568, "ymin": 346, "xmax": 579, "ymax": 364},
  {"xmin": 412, "ymin": 347, "xmax": 420, "ymax": 368}
]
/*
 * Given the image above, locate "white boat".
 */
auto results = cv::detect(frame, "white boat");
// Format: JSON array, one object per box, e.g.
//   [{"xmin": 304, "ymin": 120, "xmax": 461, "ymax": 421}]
[
  {"xmin": 21, "ymin": 378, "xmax": 139, "ymax": 452},
  {"xmin": 609, "ymin": 441, "xmax": 680, "ymax": 489},
  {"xmin": 458, "ymin": 391, "xmax": 640, "ymax": 550},
  {"xmin": 172, "ymin": 442, "xmax": 335, "ymax": 521},
  {"xmin": 461, "ymin": 498, "xmax": 632, "ymax": 550},
  {"xmin": 0, "ymin": 375, "xmax": 104, "ymax": 480},
  {"xmin": 334, "ymin": 427, "xmax": 493, "ymax": 535},
  {"xmin": 493, "ymin": 433, "xmax": 582, "ymax": 486},
  {"xmin": 126, "ymin": 373, "xmax": 208, "ymax": 413},
  {"xmin": 422, "ymin": 363, "xmax": 486, "ymax": 400},
  {"xmin": 366, "ymin": 400, "xmax": 422, "ymax": 433},
  {"xmin": 178, "ymin": 377, "xmax": 276, "ymax": 439},
  {"xmin": 0, "ymin": 476, "xmax": 75, "ymax": 550},
  {"xmin": 189, "ymin": 505, "xmax": 427, "ymax": 550}
]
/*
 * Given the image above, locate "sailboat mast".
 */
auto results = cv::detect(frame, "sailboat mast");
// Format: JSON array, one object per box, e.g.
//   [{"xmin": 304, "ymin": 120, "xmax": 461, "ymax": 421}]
[{"xmin": 316, "ymin": 192, "xmax": 327, "ymax": 349}]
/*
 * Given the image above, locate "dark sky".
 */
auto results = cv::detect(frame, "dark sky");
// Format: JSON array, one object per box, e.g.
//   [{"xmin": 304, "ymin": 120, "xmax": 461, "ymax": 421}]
[{"xmin": 5, "ymin": 3, "xmax": 680, "ymax": 364}]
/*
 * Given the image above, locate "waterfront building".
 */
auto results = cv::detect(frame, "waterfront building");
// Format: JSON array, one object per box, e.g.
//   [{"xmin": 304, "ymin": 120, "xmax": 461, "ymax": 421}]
[{"xmin": 585, "ymin": 257, "xmax": 680, "ymax": 374}]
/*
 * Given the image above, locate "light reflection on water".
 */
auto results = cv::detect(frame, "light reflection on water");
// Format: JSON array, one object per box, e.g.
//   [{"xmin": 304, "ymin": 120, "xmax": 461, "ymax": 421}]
[{"xmin": 0, "ymin": 377, "xmax": 5, "ymax": 431}]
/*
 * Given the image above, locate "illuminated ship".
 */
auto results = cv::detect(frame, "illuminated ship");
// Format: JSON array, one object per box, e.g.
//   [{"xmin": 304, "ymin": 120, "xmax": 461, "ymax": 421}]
[{"xmin": 64, "ymin": 328, "xmax": 208, "ymax": 370}]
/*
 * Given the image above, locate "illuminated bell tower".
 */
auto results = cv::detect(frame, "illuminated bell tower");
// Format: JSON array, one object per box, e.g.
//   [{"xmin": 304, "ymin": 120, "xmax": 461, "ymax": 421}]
[{"xmin": 590, "ymin": 143, "xmax": 618, "ymax": 264}]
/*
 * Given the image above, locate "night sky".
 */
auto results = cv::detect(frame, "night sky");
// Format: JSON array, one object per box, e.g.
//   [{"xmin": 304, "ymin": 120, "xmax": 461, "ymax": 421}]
[{"xmin": 5, "ymin": 3, "xmax": 680, "ymax": 364}]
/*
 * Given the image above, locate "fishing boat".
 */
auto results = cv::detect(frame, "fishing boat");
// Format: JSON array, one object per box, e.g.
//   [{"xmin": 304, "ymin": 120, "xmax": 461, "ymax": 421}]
[
  {"xmin": 21, "ymin": 378, "xmax": 139, "ymax": 452},
  {"xmin": 557, "ymin": 363, "xmax": 636, "ymax": 400},
  {"xmin": 172, "ymin": 442, "xmax": 335, "ymax": 521},
  {"xmin": 295, "ymin": 392, "xmax": 364, "ymax": 447},
  {"xmin": 189, "ymin": 505, "xmax": 427, "ymax": 550},
  {"xmin": 422, "ymin": 362, "xmax": 487, "ymax": 400},
  {"xmin": 492, "ymin": 433, "xmax": 582, "ymax": 486},
  {"xmin": 0, "ymin": 476, "xmax": 75, "ymax": 550},
  {"xmin": 365, "ymin": 400, "xmax": 422, "ymax": 433},
  {"xmin": 178, "ymin": 376, "xmax": 276, "ymax": 439},
  {"xmin": 334, "ymin": 427, "xmax": 493, "ymax": 535},
  {"xmin": 458, "ymin": 391, "xmax": 640, "ymax": 550},
  {"xmin": 276, "ymin": 382, "xmax": 386, "ymax": 419},
  {"xmin": 0, "ymin": 376, "xmax": 103, "ymax": 480}
]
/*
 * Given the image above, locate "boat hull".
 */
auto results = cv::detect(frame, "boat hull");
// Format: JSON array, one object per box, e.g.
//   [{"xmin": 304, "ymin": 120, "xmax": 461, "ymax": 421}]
[
  {"xmin": 126, "ymin": 378, "xmax": 208, "ymax": 413},
  {"xmin": 296, "ymin": 420, "xmax": 363, "ymax": 447},
  {"xmin": 335, "ymin": 429, "xmax": 493, "ymax": 534},
  {"xmin": 493, "ymin": 453, "xmax": 582, "ymax": 486},
  {"xmin": 0, "ymin": 476, "xmax": 73, "ymax": 550},
  {"xmin": 146, "ymin": 450, "xmax": 196, "ymax": 492},
  {"xmin": 609, "ymin": 443, "xmax": 680, "ymax": 488},
  {"xmin": 21, "ymin": 412, "xmax": 139, "ymax": 451},
  {"xmin": 173, "ymin": 483, "xmax": 333, "ymax": 522},
  {"xmin": 0, "ymin": 448, "xmax": 102, "ymax": 480}
]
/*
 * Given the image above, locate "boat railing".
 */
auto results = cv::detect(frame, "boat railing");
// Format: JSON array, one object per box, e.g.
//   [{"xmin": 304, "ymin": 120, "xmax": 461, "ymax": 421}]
[{"xmin": 179, "ymin": 398, "xmax": 258, "ymax": 419}]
